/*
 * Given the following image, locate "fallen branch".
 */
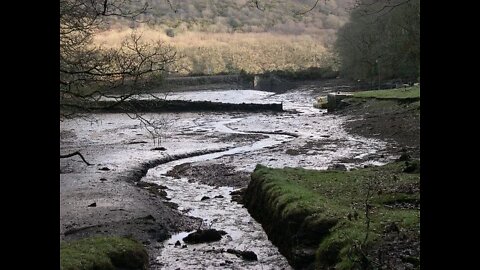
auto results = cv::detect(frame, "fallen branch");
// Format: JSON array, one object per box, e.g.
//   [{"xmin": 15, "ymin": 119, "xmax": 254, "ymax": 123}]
[{"xmin": 60, "ymin": 151, "xmax": 93, "ymax": 166}]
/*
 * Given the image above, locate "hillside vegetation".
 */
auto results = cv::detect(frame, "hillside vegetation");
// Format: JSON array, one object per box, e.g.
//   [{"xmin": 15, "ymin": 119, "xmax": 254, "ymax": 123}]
[
  {"xmin": 108, "ymin": 0, "xmax": 352, "ymax": 35},
  {"xmin": 92, "ymin": 0, "xmax": 356, "ymax": 76},
  {"xmin": 335, "ymin": 0, "xmax": 420, "ymax": 82},
  {"xmin": 94, "ymin": 27, "xmax": 336, "ymax": 75}
]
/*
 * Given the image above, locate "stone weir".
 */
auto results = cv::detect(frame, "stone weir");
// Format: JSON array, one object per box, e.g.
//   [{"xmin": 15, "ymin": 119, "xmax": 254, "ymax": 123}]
[{"xmin": 71, "ymin": 99, "xmax": 283, "ymax": 113}]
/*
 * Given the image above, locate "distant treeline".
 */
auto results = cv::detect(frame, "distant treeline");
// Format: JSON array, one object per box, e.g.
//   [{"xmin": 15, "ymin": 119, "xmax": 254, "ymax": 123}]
[
  {"xmin": 107, "ymin": 0, "xmax": 352, "ymax": 35},
  {"xmin": 335, "ymin": 0, "xmax": 420, "ymax": 83},
  {"xmin": 94, "ymin": 29, "xmax": 337, "ymax": 77},
  {"xmin": 261, "ymin": 66, "xmax": 339, "ymax": 81}
]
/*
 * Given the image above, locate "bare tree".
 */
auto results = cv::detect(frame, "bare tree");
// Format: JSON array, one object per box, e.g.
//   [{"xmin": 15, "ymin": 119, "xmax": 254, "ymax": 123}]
[
  {"xmin": 351, "ymin": 0, "xmax": 413, "ymax": 16},
  {"xmin": 60, "ymin": 0, "xmax": 178, "ymax": 163},
  {"xmin": 335, "ymin": 0, "xmax": 419, "ymax": 81}
]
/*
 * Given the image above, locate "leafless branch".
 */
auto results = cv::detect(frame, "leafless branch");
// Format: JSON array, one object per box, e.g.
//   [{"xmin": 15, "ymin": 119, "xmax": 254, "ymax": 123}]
[
  {"xmin": 355, "ymin": 0, "xmax": 412, "ymax": 17},
  {"xmin": 60, "ymin": 0, "xmax": 178, "ymax": 146},
  {"xmin": 294, "ymin": 0, "xmax": 322, "ymax": 16},
  {"xmin": 248, "ymin": 0, "xmax": 265, "ymax": 12},
  {"xmin": 165, "ymin": 0, "xmax": 178, "ymax": 13}
]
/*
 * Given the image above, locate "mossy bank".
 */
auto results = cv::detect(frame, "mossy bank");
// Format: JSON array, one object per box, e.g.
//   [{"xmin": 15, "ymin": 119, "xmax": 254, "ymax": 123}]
[
  {"xmin": 244, "ymin": 161, "xmax": 420, "ymax": 269},
  {"xmin": 60, "ymin": 236, "xmax": 148, "ymax": 270}
]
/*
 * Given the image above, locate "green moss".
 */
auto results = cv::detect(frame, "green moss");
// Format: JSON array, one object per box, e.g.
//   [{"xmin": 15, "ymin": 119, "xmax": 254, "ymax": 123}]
[
  {"xmin": 352, "ymin": 85, "xmax": 420, "ymax": 100},
  {"xmin": 60, "ymin": 236, "xmax": 148, "ymax": 270},
  {"xmin": 248, "ymin": 161, "xmax": 420, "ymax": 269}
]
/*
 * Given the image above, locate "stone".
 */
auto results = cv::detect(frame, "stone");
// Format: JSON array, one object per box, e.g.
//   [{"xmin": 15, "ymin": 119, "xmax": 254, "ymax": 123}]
[{"xmin": 183, "ymin": 229, "xmax": 227, "ymax": 244}]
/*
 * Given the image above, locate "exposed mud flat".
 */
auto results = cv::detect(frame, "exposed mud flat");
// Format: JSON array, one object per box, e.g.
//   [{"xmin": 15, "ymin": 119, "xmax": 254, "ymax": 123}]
[
  {"xmin": 166, "ymin": 163, "xmax": 250, "ymax": 188},
  {"xmin": 60, "ymin": 87, "xmax": 403, "ymax": 269},
  {"xmin": 336, "ymin": 98, "xmax": 420, "ymax": 159}
]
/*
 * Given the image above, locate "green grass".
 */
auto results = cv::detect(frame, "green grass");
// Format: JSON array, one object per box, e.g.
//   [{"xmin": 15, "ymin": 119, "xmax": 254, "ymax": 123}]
[
  {"xmin": 251, "ymin": 161, "xmax": 420, "ymax": 269},
  {"xmin": 60, "ymin": 236, "xmax": 148, "ymax": 270},
  {"xmin": 352, "ymin": 85, "xmax": 420, "ymax": 100}
]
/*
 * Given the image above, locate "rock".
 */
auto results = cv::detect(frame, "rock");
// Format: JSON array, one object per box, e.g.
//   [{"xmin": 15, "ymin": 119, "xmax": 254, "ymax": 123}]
[
  {"xmin": 174, "ymin": 240, "xmax": 181, "ymax": 247},
  {"xmin": 231, "ymin": 195, "xmax": 243, "ymax": 204},
  {"xmin": 397, "ymin": 153, "xmax": 411, "ymax": 162},
  {"xmin": 230, "ymin": 188, "xmax": 246, "ymax": 204},
  {"xmin": 214, "ymin": 195, "xmax": 224, "ymax": 199},
  {"xmin": 183, "ymin": 229, "xmax": 227, "ymax": 244},
  {"xmin": 285, "ymin": 149, "xmax": 301, "ymax": 156},
  {"xmin": 151, "ymin": 147, "xmax": 167, "ymax": 151},
  {"xmin": 100, "ymin": 178, "xmax": 107, "ymax": 181},
  {"xmin": 327, "ymin": 163, "xmax": 347, "ymax": 171},
  {"xmin": 87, "ymin": 202, "xmax": 96, "ymax": 207},
  {"xmin": 226, "ymin": 249, "xmax": 258, "ymax": 261},
  {"xmin": 142, "ymin": 215, "xmax": 156, "ymax": 221},
  {"xmin": 201, "ymin": 196, "xmax": 210, "ymax": 201},
  {"xmin": 99, "ymin": 167, "xmax": 110, "ymax": 171},
  {"xmin": 230, "ymin": 188, "xmax": 245, "ymax": 196},
  {"xmin": 150, "ymin": 189, "xmax": 167, "ymax": 197}
]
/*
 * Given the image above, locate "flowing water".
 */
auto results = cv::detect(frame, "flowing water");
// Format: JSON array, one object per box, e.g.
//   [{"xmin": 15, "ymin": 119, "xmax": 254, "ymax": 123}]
[
  {"xmin": 61, "ymin": 89, "xmax": 397, "ymax": 269},
  {"xmin": 133, "ymin": 89, "xmax": 396, "ymax": 269}
]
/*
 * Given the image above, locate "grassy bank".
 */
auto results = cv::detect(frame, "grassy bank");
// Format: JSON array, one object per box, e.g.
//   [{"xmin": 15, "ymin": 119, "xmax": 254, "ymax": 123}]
[
  {"xmin": 60, "ymin": 236, "xmax": 148, "ymax": 270},
  {"xmin": 244, "ymin": 161, "xmax": 420, "ymax": 269},
  {"xmin": 352, "ymin": 85, "xmax": 420, "ymax": 100}
]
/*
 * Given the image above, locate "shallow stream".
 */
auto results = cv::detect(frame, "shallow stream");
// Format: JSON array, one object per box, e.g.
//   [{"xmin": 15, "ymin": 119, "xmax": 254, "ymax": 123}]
[{"xmin": 135, "ymin": 89, "xmax": 395, "ymax": 269}]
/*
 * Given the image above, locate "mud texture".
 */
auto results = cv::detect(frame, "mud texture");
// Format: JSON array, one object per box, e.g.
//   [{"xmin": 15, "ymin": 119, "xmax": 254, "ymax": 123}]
[
  {"xmin": 335, "ymin": 98, "xmax": 420, "ymax": 159},
  {"xmin": 366, "ymin": 228, "xmax": 420, "ymax": 269},
  {"xmin": 60, "ymin": 146, "xmax": 237, "ymax": 266},
  {"xmin": 60, "ymin": 160, "xmax": 202, "ymax": 266},
  {"xmin": 60, "ymin": 81, "xmax": 418, "ymax": 269},
  {"xmin": 166, "ymin": 162, "xmax": 251, "ymax": 188}
]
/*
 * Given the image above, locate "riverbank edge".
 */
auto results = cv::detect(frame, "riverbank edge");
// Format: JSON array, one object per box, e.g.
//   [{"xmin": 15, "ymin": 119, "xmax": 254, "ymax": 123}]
[
  {"xmin": 60, "ymin": 147, "xmax": 234, "ymax": 269},
  {"xmin": 243, "ymin": 91, "xmax": 421, "ymax": 269},
  {"xmin": 60, "ymin": 236, "xmax": 149, "ymax": 270},
  {"xmin": 243, "ymin": 162, "xmax": 420, "ymax": 270}
]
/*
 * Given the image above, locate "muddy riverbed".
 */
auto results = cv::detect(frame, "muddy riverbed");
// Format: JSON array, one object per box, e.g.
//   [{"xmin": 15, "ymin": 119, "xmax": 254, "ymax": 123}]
[{"xmin": 60, "ymin": 87, "xmax": 402, "ymax": 269}]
